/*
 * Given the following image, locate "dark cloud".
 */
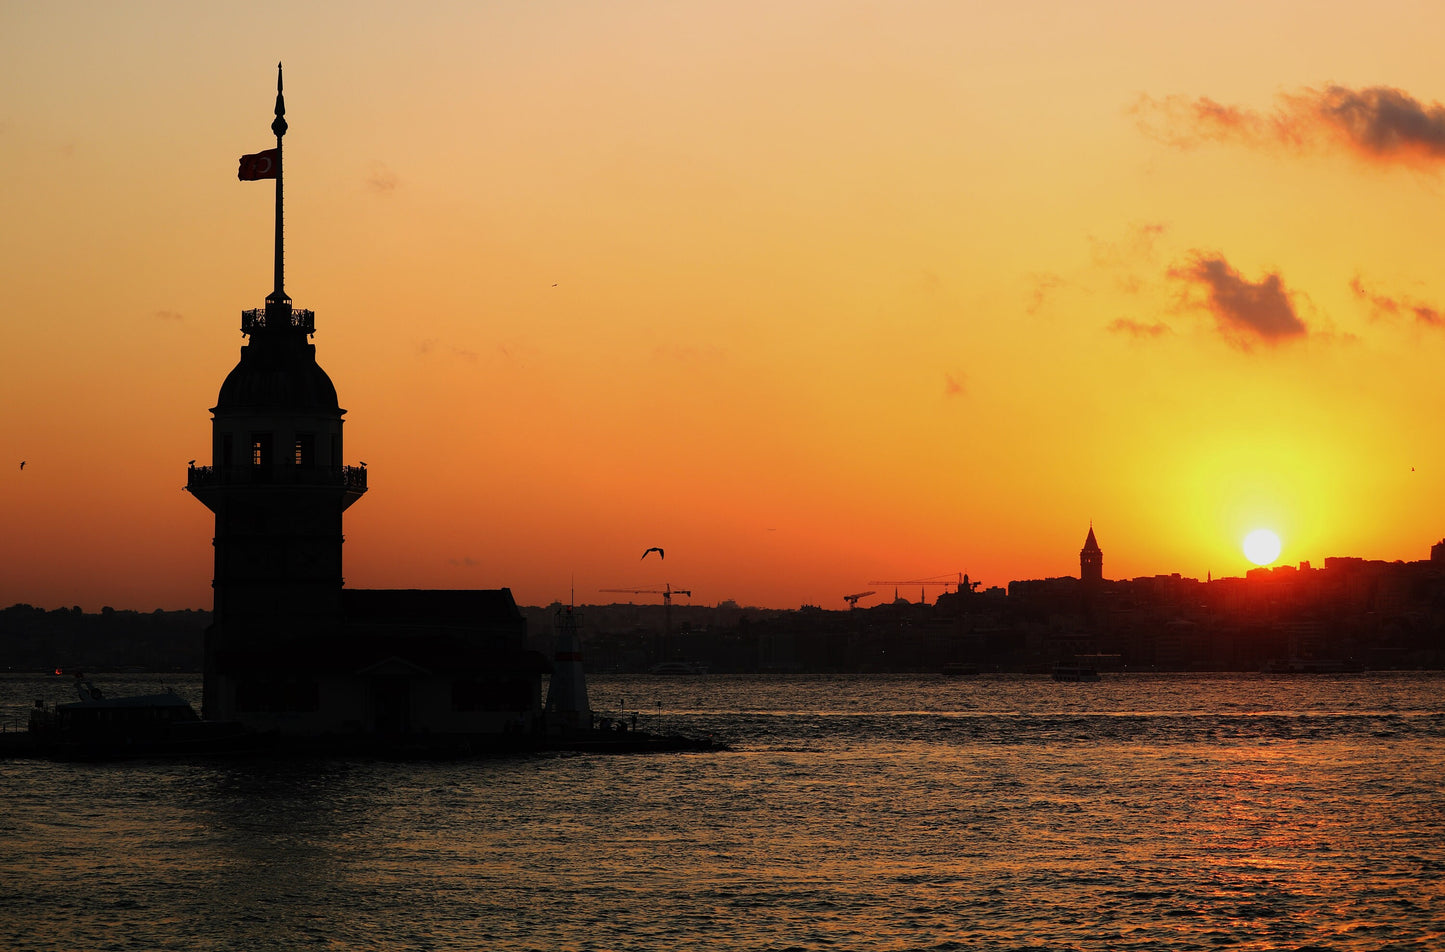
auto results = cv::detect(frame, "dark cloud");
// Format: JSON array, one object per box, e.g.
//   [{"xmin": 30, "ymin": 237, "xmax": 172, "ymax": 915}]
[
  {"xmin": 1135, "ymin": 85, "xmax": 1445, "ymax": 167},
  {"xmin": 1169, "ymin": 254, "xmax": 1306, "ymax": 347},
  {"xmin": 1108, "ymin": 318, "xmax": 1171, "ymax": 338},
  {"xmin": 1351, "ymin": 276, "xmax": 1445, "ymax": 327},
  {"xmin": 1308, "ymin": 86, "xmax": 1445, "ymax": 163}
]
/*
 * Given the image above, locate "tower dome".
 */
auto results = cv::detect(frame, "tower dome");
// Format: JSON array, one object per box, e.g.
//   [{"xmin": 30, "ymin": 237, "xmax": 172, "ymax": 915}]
[{"xmin": 215, "ymin": 312, "xmax": 340, "ymax": 412}]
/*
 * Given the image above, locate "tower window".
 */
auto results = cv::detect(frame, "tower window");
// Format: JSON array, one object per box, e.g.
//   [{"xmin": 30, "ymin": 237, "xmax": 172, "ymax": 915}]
[
  {"xmin": 294, "ymin": 434, "xmax": 315, "ymax": 466},
  {"xmin": 250, "ymin": 433, "xmax": 272, "ymax": 467}
]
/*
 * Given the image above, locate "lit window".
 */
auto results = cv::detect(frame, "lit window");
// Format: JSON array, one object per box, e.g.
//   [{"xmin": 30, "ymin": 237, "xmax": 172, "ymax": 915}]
[{"xmin": 250, "ymin": 433, "xmax": 272, "ymax": 466}]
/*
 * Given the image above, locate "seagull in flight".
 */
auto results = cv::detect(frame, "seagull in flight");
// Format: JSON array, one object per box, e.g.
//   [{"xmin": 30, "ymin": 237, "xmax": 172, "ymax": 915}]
[
  {"xmin": 641, "ymin": 547, "xmax": 664, "ymax": 560},
  {"xmin": 19, "ymin": 461, "xmax": 24, "ymax": 470}
]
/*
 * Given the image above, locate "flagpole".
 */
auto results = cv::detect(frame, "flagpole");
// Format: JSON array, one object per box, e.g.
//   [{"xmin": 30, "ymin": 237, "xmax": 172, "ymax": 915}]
[{"xmin": 270, "ymin": 62, "xmax": 288, "ymax": 307}]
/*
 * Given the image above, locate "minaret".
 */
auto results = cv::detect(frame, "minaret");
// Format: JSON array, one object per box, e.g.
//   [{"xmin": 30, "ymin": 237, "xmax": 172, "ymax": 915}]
[
  {"xmin": 1080, "ymin": 523, "xmax": 1103, "ymax": 586},
  {"xmin": 186, "ymin": 65, "xmax": 367, "ymax": 722}
]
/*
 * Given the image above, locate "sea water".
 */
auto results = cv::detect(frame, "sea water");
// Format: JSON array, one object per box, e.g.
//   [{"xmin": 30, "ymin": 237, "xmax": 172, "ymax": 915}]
[{"xmin": 1, "ymin": 672, "xmax": 1441, "ymax": 951}]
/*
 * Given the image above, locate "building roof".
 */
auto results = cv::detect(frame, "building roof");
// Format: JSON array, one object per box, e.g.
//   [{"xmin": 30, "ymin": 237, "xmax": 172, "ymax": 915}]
[{"xmin": 342, "ymin": 588, "xmax": 524, "ymax": 626}]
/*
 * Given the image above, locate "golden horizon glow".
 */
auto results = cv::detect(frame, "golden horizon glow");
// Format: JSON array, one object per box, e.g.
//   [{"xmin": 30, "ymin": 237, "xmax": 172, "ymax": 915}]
[{"xmin": 5, "ymin": 3, "xmax": 1445, "ymax": 610}]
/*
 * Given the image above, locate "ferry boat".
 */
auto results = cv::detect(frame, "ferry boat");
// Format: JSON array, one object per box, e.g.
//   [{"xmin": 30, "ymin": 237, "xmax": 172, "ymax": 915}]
[
  {"xmin": 22, "ymin": 675, "xmax": 267, "ymax": 760},
  {"xmin": 648, "ymin": 661, "xmax": 708, "ymax": 676},
  {"xmin": 1051, "ymin": 663, "xmax": 1100, "ymax": 683}
]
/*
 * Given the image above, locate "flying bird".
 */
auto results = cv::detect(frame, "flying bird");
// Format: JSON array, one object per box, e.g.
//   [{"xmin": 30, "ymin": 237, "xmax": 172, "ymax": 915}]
[
  {"xmin": 641, "ymin": 547, "xmax": 664, "ymax": 560},
  {"xmin": 19, "ymin": 461, "xmax": 24, "ymax": 470}
]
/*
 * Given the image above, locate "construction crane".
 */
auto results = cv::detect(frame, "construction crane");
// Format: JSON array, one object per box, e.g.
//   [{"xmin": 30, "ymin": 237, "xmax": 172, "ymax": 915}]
[
  {"xmin": 843, "ymin": 591, "xmax": 876, "ymax": 609},
  {"xmin": 599, "ymin": 582, "xmax": 693, "ymax": 605},
  {"xmin": 598, "ymin": 583, "xmax": 692, "ymax": 662},
  {"xmin": 867, "ymin": 573, "xmax": 970, "ymax": 603}
]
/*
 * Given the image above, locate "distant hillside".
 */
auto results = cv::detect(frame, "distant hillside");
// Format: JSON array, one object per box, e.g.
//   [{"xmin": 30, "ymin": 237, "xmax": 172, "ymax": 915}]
[{"xmin": 0, "ymin": 605, "xmax": 209, "ymax": 672}]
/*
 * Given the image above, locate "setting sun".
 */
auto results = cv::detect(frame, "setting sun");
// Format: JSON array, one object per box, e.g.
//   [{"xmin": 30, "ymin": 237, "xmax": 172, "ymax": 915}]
[{"xmin": 1243, "ymin": 529, "xmax": 1282, "ymax": 566}]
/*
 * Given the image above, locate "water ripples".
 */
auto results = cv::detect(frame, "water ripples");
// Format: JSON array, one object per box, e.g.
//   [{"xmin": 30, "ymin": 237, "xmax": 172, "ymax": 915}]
[{"xmin": 2, "ymin": 673, "xmax": 1442, "ymax": 950}]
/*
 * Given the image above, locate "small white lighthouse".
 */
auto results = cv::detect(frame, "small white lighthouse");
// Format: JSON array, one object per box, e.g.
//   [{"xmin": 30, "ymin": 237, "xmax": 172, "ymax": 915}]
[{"xmin": 544, "ymin": 606, "xmax": 592, "ymax": 729}]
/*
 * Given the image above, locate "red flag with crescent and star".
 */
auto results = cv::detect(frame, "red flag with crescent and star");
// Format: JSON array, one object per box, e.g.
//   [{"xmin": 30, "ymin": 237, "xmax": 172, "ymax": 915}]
[{"xmin": 237, "ymin": 149, "xmax": 279, "ymax": 181}]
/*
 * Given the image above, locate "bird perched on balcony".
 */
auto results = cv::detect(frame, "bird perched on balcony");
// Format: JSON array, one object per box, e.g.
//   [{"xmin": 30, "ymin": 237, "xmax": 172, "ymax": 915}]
[{"xmin": 642, "ymin": 547, "xmax": 664, "ymax": 560}]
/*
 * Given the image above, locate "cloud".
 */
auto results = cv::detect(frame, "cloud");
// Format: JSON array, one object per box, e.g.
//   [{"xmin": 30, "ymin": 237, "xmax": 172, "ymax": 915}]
[
  {"xmin": 415, "ymin": 339, "xmax": 479, "ymax": 361},
  {"xmin": 1351, "ymin": 276, "xmax": 1445, "ymax": 327},
  {"xmin": 1089, "ymin": 222, "xmax": 1168, "ymax": 271},
  {"xmin": 1025, "ymin": 273, "xmax": 1066, "ymax": 315},
  {"xmin": 944, "ymin": 372, "xmax": 966, "ymax": 397},
  {"xmin": 1169, "ymin": 254, "xmax": 1306, "ymax": 347},
  {"xmin": 1135, "ymin": 85, "xmax": 1445, "ymax": 168},
  {"xmin": 1108, "ymin": 318, "xmax": 1171, "ymax": 339},
  {"xmin": 1133, "ymin": 95, "xmax": 1280, "ymax": 150},
  {"xmin": 365, "ymin": 162, "xmax": 399, "ymax": 193},
  {"xmin": 1089, "ymin": 222, "xmax": 1170, "ymax": 295}
]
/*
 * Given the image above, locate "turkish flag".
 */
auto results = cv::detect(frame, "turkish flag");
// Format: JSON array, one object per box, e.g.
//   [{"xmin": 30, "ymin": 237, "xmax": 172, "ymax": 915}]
[{"xmin": 237, "ymin": 149, "xmax": 279, "ymax": 180}]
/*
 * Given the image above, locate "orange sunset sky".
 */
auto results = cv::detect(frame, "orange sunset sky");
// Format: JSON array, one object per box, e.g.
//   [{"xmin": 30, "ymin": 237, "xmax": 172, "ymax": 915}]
[{"xmin": 5, "ymin": 2, "xmax": 1445, "ymax": 611}]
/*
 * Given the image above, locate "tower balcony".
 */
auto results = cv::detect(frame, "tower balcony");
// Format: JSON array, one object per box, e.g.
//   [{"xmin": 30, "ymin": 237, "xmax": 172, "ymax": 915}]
[
  {"xmin": 242, "ymin": 306, "xmax": 315, "ymax": 337},
  {"xmin": 187, "ymin": 464, "xmax": 367, "ymax": 491}
]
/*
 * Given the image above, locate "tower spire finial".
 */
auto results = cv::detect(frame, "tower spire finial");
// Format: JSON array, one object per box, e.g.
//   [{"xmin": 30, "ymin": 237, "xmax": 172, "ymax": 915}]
[
  {"xmin": 267, "ymin": 62, "xmax": 288, "ymax": 307},
  {"xmin": 272, "ymin": 62, "xmax": 287, "ymax": 137}
]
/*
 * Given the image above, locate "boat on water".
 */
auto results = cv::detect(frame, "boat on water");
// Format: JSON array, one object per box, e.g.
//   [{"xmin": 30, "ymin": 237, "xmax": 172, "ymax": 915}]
[
  {"xmin": 1261, "ymin": 658, "xmax": 1365, "ymax": 674},
  {"xmin": 16, "ymin": 675, "xmax": 268, "ymax": 760},
  {"xmin": 1051, "ymin": 663, "xmax": 1100, "ymax": 682},
  {"xmin": 648, "ymin": 661, "xmax": 708, "ymax": 676}
]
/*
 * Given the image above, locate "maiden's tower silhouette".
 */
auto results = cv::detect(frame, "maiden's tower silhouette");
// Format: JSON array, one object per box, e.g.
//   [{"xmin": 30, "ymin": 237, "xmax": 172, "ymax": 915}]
[{"xmin": 185, "ymin": 67, "xmax": 556, "ymax": 748}]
